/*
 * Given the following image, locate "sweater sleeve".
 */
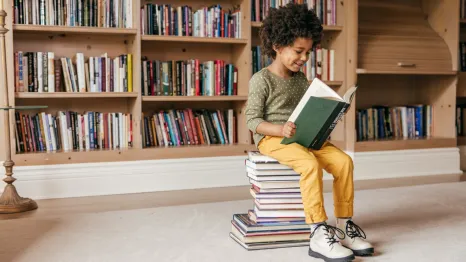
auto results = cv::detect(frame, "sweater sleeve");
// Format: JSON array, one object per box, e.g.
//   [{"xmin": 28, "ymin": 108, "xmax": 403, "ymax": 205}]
[{"xmin": 245, "ymin": 74, "xmax": 268, "ymax": 133}]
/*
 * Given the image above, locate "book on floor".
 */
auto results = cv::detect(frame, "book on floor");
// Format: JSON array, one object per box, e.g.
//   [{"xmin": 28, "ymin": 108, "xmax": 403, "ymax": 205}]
[{"xmin": 281, "ymin": 78, "xmax": 357, "ymax": 150}]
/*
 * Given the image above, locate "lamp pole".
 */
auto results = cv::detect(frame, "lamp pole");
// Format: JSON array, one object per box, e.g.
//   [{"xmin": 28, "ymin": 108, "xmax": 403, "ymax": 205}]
[{"xmin": 0, "ymin": 0, "xmax": 38, "ymax": 213}]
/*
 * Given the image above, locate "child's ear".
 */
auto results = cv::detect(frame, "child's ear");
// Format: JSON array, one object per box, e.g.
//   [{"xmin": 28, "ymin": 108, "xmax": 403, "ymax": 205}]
[{"xmin": 272, "ymin": 45, "xmax": 281, "ymax": 54}]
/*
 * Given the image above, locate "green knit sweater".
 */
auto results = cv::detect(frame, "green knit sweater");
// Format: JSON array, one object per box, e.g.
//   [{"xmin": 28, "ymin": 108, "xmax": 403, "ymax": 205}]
[{"xmin": 245, "ymin": 68, "xmax": 310, "ymax": 147}]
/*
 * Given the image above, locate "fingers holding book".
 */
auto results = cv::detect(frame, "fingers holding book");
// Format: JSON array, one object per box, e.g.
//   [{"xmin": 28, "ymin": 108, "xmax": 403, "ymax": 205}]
[{"xmin": 281, "ymin": 121, "xmax": 296, "ymax": 138}]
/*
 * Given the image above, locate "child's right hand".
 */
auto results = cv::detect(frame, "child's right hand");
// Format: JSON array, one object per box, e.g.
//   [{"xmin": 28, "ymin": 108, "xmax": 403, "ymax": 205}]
[{"xmin": 281, "ymin": 121, "xmax": 296, "ymax": 138}]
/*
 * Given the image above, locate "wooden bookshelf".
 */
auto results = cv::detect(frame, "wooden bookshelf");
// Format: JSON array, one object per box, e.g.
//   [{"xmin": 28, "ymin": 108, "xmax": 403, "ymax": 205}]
[
  {"xmin": 353, "ymin": 0, "xmax": 460, "ymax": 153},
  {"xmin": 142, "ymin": 96, "xmax": 248, "ymax": 102},
  {"xmin": 15, "ymin": 92, "xmax": 139, "ymax": 99},
  {"xmin": 251, "ymin": 21, "xmax": 343, "ymax": 31},
  {"xmin": 458, "ymin": 136, "xmax": 466, "ymax": 146},
  {"xmin": 141, "ymin": 35, "xmax": 248, "ymax": 44},
  {"xmin": 14, "ymin": 144, "xmax": 257, "ymax": 166},
  {"xmin": 320, "ymin": 81, "xmax": 343, "ymax": 87},
  {"xmin": 5, "ymin": 0, "xmax": 459, "ymax": 167},
  {"xmin": 355, "ymin": 137, "xmax": 456, "ymax": 152},
  {"xmin": 13, "ymin": 25, "xmax": 138, "ymax": 36},
  {"xmin": 356, "ymin": 69, "xmax": 457, "ymax": 76}
]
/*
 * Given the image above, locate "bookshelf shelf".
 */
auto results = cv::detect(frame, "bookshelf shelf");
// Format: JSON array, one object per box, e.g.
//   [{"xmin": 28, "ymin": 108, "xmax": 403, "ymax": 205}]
[
  {"xmin": 13, "ymin": 144, "xmax": 256, "ymax": 166},
  {"xmin": 12, "ymin": 25, "xmax": 138, "ymax": 36},
  {"xmin": 356, "ymin": 69, "xmax": 457, "ymax": 75},
  {"xmin": 141, "ymin": 35, "xmax": 248, "ymax": 44},
  {"xmin": 319, "ymin": 80, "xmax": 343, "ymax": 87},
  {"xmin": 251, "ymin": 22, "xmax": 262, "ymax": 28},
  {"xmin": 355, "ymin": 137, "xmax": 456, "ymax": 152},
  {"xmin": 142, "ymin": 96, "xmax": 248, "ymax": 102},
  {"xmin": 458, "ymin": 136, "xmax": 466, "ymax": 146},
  {"xmin": 15, "ymin": 92, "xmax": 139, "ymax": 99},
  {"xmin": 251, "ymin": 21, "xmax": 343, "ymax": 31}
]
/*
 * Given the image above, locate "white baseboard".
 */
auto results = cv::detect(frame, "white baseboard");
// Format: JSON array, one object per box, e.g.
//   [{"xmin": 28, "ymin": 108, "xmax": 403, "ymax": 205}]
[
  {"xmin": 0, "ymin": 147, "xmax": 461, "ymax": 200},
  {"xmin": 353, "ymin": 147, "xmax": 462, "ymax": 180}
]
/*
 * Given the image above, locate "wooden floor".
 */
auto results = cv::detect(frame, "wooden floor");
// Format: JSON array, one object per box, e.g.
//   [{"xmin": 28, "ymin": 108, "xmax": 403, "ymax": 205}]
[
  {"xmin": 0, "ymin": 172, "xmax": 462, "ymax": 221},
  {"xmin": 1, "ymin": 181, "xmax": 466, "ymax": 262}
]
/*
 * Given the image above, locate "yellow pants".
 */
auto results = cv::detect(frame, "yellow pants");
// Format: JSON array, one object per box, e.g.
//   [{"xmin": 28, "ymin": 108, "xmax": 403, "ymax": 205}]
[{"xmin": 257, "ymin": 136, "xmax": 354, "ymax": 224}]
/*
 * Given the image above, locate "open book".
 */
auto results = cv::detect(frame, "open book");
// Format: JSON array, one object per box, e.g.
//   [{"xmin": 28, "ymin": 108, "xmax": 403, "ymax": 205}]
[{"xmin": 281, "ymin": 78, "xmax": 357, "ymax": 150}]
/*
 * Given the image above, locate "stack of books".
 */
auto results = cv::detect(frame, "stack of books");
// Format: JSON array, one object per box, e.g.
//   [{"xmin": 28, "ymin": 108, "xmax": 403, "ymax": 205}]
[{"xmin": 229, "ymin": 151, "xmax": 311, "ymax": 250}]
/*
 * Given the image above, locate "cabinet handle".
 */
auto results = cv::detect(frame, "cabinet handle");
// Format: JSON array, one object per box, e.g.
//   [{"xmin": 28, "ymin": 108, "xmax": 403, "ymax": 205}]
[{"xmin": 397, "ymin": 62, "xmax": 416, "ymax": 67}]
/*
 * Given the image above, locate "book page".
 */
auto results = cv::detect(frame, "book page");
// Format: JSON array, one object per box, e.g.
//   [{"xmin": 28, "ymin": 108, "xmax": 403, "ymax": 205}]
[
  {"xmin": 343, "ymin": 85, "xmax": 358, "ymax": 104},
  {"xmin": 288, "ymin": 78, "xmax": 343, "ymax": 122}
]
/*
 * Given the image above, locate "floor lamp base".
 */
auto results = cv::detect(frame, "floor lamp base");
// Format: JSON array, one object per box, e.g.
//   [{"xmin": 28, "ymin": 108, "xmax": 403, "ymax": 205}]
[{"xmin": 0, "ymin": 184, "xmax": 38, "ymax": 214}]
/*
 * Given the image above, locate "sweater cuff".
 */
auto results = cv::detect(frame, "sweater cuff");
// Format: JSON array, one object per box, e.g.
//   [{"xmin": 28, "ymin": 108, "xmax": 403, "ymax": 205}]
[{"xmin": 248, "ymin": 119, "xmax": 265, "ymax": 133}]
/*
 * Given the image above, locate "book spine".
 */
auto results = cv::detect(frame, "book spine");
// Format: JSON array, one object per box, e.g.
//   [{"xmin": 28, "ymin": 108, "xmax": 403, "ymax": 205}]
[{"xmin": 311, "ymin": 103, "xmax": 348, "ymax": 150}]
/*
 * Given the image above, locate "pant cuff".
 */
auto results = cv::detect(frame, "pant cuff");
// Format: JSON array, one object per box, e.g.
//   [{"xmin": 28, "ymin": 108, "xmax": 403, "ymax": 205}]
[
  {"xmin": 305, "ymin": 209, "xmax": 328, "ymax": 224},
  {"xmin": 334, "ymin": 202, "xmax": 353, "ymax": 218}
]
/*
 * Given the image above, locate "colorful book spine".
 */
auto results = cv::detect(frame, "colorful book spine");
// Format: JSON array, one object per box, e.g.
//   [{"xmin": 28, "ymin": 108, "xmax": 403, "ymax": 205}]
[
  {"xmin": 14, "ymin": 51, "xmax": 132, "ymax": 93},
  {"xmin": 142, "ymin": 108, "xmax": 236, "ymax": 147}
]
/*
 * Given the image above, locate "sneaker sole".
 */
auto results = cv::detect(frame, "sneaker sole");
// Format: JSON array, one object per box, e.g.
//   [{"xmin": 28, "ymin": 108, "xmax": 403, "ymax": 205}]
[
  {"xmin": 308, "ymin": 247, "xmax": 355, "ymax": 262},
  {"xmin": 352, "ymin": 247, "xmax": 374, "ymax": 257}
]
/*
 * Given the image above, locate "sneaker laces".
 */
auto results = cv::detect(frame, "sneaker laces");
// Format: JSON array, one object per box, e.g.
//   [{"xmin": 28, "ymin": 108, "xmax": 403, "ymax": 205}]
[
  {"xmin": 310, "ymin": 224, "xmax": 346, "ymax": 247},
  {"xmin": 345, "ymin": 220, "xmax": 367, "ymax": 239}
]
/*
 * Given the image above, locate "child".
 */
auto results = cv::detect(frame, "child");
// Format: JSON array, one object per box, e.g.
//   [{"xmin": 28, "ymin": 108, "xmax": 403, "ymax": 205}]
[{"xmin": 245, "ymin": 3, "xmax": 373, "ymax": 262}]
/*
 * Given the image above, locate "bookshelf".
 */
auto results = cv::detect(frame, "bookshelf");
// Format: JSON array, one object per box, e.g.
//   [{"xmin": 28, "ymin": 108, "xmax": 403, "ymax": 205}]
[
  {"xmin": 354, "ymin": 0, "xmax": 459, "ymax": 152},
  {"xmin": 250, "ymin": 0, "xmax": 351, "ymax": 150},
  {"xmin": 458, "ymin": 1, "xmax": 466, "ymax": 149},
  {"xmin": 2, "ymin": 0, "xmax": 458, "ymax": 168},
  {"xmin": 1, "ymin": 0, "xmax": 258, "ymax": 166}
]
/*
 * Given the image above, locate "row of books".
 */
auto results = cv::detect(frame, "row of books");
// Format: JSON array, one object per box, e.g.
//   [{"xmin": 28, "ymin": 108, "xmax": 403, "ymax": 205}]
[
  {"xmin": 356, "ymin": 105, "xmax": 433, "ymax": 142},
  {"xmin": 251, "ymin": 0, "xmax": 337, "ymax": 26},
  {"xmin": 459, "ymin": 42, "xmax": 466, "ymax": 72},
  {"xmin": 13, "ymin": 0, "xmax": 133, "ymax": 28},
  {"xmin": 15, "ymin": 111, "xmax": 133, "ymax": 154},
  {"xmin": 301, "ymin": 45, "xmax": 335, "ymax": 82},
  {"xmin": 14, "ymin": 51, "xmax": 133, "ymax": 93},
  {"xmin": 460, "ymin": 0, "xmax": 466, "ymax": 19},
  {"xmin": 141, "ymin": 58, "xmax": 238, "ymax": 97},
  {"xmin": 456, "ymin": 104, "xmax": 466, "ymax": 136},
  {"xmin": 252, "ymin": 45, "xmax": 336, "ymax": 81},
  {"xmin": 251, "ymin": 46, "xmax": 272, "ymax": 75},
  {"xmin": 140, "ymin": 4, "xmax": 242, "ymax": 38},
  {"xmin": 143, "ymin": 109, "xmax": 236, "ymax": 147},
  {"xmin": 230, "ymin": 151, "xmax": 309, "ymax": 250}
]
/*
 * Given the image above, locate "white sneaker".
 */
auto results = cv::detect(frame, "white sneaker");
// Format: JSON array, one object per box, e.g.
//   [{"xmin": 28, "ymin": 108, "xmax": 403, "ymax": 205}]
[
  {"xmin": 309, "ymin": 223, "xmax": 355, "ymax": 262},
  {"xmin": 336, "ymin": 218, "xmax": 374, "ymax": 256}
]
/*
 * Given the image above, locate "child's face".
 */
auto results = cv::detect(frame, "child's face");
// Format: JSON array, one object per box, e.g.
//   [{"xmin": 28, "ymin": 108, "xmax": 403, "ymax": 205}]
[{"xmin": 275, "ymin": 37, "xmax": 313, "ymax": 73}]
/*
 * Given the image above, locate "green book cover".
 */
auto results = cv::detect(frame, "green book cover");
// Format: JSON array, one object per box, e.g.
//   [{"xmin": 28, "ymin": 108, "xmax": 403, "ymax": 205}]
[{"xmin": 281, "ymin": 78, "xmax": 357, "ymax": 150}]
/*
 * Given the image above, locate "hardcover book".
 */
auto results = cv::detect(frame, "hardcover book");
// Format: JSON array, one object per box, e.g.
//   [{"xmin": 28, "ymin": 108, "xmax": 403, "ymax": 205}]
[{"xmin": 281, "ymin": 78, "xmax": 357, "ymax": 150}]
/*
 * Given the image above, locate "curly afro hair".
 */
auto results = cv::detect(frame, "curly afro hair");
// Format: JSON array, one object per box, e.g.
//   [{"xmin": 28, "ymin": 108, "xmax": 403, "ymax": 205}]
[{"xmin": 259, "ymin": 3, "xmax": 323, "ymax": 60}]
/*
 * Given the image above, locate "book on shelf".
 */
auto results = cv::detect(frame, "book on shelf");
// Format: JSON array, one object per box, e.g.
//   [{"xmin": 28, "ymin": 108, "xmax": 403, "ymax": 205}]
[
  {"xmin": 252, "ymin": 44, "xmax": 335, "ymax": 82},
  {"xmin": 14, "ymin": 51, "xmax": 133, "ymax": 93},
  {"xmin": 13, "ymin": 0, "xmax": 133, "ymax": 28},
  {"xmin": 230, "ymin": 151, "xmax": 310, "ymax": 251},
  {"xmin": 141, "ymin": 58, "xmax": 237, "ymax": 96},
  {"xmin": 461, "ymin": 1, "xmax": 466, "ymax": 20},
  {"xmin": 142, "ymin": 108, "xmax": 236, "ymax": 147},
  {"xmin": 459, "ymin": 42, "xmax": 466, "ymax": 72},
  {"xmin": 302, "ymin": 44, "xmax": 335, "ymax": 82},
  {"xmin": 251, "ymin": 0, "xmax": 337, "ymax": 26},
  {"xmin": 14, "ymin": 111, "xmax": 133, "ymax": 154},
  {"xmin": 456, "ymin": 104, "xmax": 466, "ymax": 136},
  {"xmin": 356, "ymin": 104, "xmax": 433, "ymax": 142},
  {"xmin": 281, "ymin": 78, "xmax": 356, "ymax": 150},
  {"xmin": 251, "ymin": 46, "xmax": 272, "ymax": 74},
  {"xmin": 140, "ymin": 4, "xmax": 242, "ymax": 38}
]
